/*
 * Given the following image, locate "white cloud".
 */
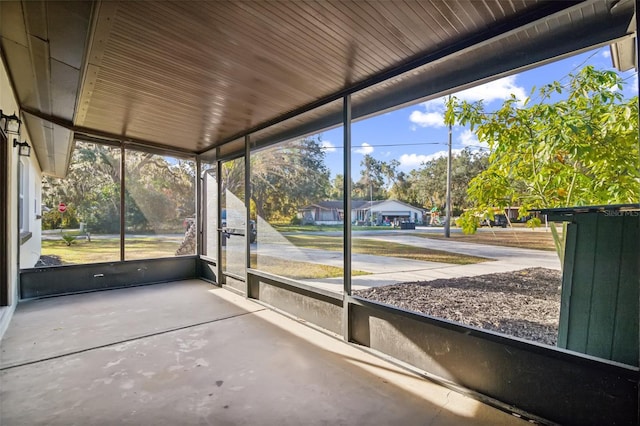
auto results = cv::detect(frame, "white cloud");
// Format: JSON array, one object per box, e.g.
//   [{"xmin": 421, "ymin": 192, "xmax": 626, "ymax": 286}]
[
  {"xmin": 408, "ymin": 75, "xmax": 525, "ymax": 129},
  {"xmin": 601, "ymin": 50, "xmax": 611, "ymax": 59},
  {"xmin": 458, "ymin": 129, "xmax": 487, "ymax": 148},
  {"xmin": 409, "ymin": 110, "xmax": 445, "ymax": 128},
  {"xmin": 399, "ymin": 153, "xmax": 436, "ymax": 169},
  {"xmin": 320, "ymin": 140, "xmax": 336, "ymax": 153},
  {"xmin": 408, "ymin": 98, "xmax": 446, "ymax": 129},
  {"xmin": 455, "ymin": 75, "xmax": 526, "ymax": 104},
  {"xmin": 353, "ymin": 142, "xmax": 374, "ymax": 155},
  {"xmin": 422, "ymin": 98, "xmax": 446, "ymax": 111},
  {"xmin": 399, "ymin": 149, "xmax": 464, "ymax": 171},
  {"xmin": 632, "ymin": 74, "xmax": 638, "ymax": 93}
]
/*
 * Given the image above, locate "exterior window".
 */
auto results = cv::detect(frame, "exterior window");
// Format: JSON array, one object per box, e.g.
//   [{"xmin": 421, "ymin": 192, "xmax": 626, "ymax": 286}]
[{"xmin": 18, "ymin": 160, "xmax": 29, "ymax": 234}]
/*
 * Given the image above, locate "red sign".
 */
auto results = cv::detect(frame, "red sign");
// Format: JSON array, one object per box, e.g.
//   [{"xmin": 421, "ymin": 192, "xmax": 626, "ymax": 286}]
[{"xmin": 58, "ymin": 202, "xmax": 67, "ymax": 213}]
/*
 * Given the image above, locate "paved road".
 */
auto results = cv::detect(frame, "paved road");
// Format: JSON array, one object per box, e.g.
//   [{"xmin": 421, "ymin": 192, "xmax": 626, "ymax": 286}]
[{"xmin": 253, "ymin": 231, "xmax": 560, "ymax": 293}]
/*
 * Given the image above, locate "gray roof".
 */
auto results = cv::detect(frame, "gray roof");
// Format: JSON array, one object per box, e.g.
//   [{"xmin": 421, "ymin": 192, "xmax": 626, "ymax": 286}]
[
  {"xmin": 303, "ymin": 199, "xmax": 424, "ymax": 212},
  {"xmin": 301, "ymin": 201, "xmax": 344, "ymax": 211},
  {"xmin": 354, "ymin": 199, "xmax": 425, "ymax": 212}
]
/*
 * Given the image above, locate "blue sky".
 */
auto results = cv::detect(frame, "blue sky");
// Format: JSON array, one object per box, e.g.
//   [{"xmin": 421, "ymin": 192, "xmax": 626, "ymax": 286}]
[{"xmin": 318, "ymin": 46, "xmax": 638, "ymax": 179}]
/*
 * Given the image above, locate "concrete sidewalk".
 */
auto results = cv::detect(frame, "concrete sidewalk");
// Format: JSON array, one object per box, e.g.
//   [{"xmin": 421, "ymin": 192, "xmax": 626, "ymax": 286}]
[{"xmin": 255, "ymin": 234, "xmax": 560, "ymax": 292}]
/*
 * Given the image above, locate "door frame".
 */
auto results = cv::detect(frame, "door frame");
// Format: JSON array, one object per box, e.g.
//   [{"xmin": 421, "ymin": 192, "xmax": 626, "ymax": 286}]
[
  {"xmin": 217, "ymin": 152, "xmax": 248, "ymax": 293},
  {"xmin": 1, "ymin": 130, "xmax": 8, "ymax": 306}
]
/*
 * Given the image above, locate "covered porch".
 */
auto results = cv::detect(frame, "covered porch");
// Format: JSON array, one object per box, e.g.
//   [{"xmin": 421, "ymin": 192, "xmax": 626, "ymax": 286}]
[
  {"xmin": 1, "ymin": 279, "xmax": 524, "ymax": 425},
  {"xmin": 1, "ymin": 1, "xmax": 638, "ymax": 425}
]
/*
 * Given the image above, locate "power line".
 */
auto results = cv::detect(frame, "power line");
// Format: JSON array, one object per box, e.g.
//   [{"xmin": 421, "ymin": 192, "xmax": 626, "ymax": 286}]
[
  {"xmin": 320, "ymin": 141, "xmax": 446, "ymax": 149},
  {"xmin": 462, "ymin": 145, "xmax": 490, "ymax": 151},
  {"xmin": 318, "ymin": 142, "xmax": 493, "ymax": 154},
  {"xmin": 320, "ymin": 142, "xmax": 447, "ymax": 150},
  {"xmin": 527, "ymin": 49, "xmax": 637, "ymax": 105},
  {"xmin": 320, "ymin": 142, "xmax": 491, "ymax": 151},
  {"xmin": 620, "ymin": 72, "xmax": 638, "ymax": 84}
]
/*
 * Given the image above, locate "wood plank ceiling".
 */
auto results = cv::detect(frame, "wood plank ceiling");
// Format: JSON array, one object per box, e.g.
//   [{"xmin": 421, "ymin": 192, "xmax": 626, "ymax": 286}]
[
  {"xmin": 76, "ymin": 0, "xmax": 551, "ymax": 153},
  {"xmin": 1, "ymin": 0, "xmax": 636, "ymax": 174}
]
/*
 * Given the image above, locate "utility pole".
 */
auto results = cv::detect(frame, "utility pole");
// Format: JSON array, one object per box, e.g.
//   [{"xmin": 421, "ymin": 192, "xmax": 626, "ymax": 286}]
[
  {"xmin": 369, "ymin": 181, "xmax": 373, "ymax": 226},
  {"xmin": 445, "ymin": 108, "xmax": 452, "ymax": 238}
]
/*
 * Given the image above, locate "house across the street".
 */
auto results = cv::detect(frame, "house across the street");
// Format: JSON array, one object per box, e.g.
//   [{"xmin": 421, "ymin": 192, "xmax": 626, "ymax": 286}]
[
  {"xmin": 298, "ymin": 201, "xmax": 345, "ymax": 225},
  {"xmin": 299, "ymin": 199, "xmax": 425, "ymax": 226}
]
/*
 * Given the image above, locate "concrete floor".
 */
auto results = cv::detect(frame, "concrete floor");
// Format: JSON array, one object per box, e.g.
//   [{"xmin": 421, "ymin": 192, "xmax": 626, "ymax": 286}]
[{"xmin": 1, "ymin": 280, "xmax": 527, "ymax": 425}]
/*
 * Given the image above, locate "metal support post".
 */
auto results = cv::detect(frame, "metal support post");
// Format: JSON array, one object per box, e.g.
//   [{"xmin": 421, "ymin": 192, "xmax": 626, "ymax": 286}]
[
  {"xmin": 343, "ymin": 95, "xmax": 352, "ymax": 341},
  {"xmin": 120, "ymin": 144, "xmax": 126, "ymax": 261},
  {"xmin": 216, "ymin": 149, "xmax": 223, "ymax": 285},
  {"xmin": 445, "ymin": 120, "xmax": 452, "ymax": 238},
  {"xmin": 244, "ymin": 135, "xmax": 251, "ymax": 297},
  {"xmin": 195, "ymin": 156, "xmax": 202, "ymax": 256}
]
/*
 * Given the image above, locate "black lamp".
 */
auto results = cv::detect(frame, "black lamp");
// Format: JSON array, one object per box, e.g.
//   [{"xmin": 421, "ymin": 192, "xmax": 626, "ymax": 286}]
[
  {"xmin": 13, "ymin": 139, "xmax": 31, "ymax": 157},
  {"xmin": 0, "ymin": 110, "xmax": 22, "ymax": 134}
]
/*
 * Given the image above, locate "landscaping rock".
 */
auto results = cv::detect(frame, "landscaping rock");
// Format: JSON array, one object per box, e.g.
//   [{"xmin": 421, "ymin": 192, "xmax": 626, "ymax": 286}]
[{"xmin": 35, "ymin": 255, "xmax": 63, "ymax": 267}]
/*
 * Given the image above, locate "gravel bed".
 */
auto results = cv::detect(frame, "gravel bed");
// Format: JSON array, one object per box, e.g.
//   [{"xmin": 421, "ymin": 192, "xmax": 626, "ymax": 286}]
[
  {"xmin": 35, "ymin": 255, "xmax": 64, "ymax": 267},
  {"xmin": 355, "ymin": 267, "xmax": 562, "ymax": 346}
]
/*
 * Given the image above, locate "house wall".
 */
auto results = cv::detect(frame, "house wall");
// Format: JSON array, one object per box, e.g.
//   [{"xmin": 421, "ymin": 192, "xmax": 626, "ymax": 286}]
[
  {"xmin": 19, "ymin": 147, "xmax": 42, "ymax": 269},
  {"xmin": 0, "ymin": 53, "xmax": 41, "ymax": 340},
  {"xmin": 371, "ymin": 201, "xmax": 424, "ymax": 224},
  {"xmin": 300, "ymin": 207, "xmax": 343, "ymax": 225}
]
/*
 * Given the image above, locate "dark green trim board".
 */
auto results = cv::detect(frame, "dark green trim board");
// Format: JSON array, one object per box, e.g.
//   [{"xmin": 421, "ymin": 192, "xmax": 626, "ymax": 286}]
[{"xmin": 557, "ymin": 223, "xmax": 577, "ymax": 348}]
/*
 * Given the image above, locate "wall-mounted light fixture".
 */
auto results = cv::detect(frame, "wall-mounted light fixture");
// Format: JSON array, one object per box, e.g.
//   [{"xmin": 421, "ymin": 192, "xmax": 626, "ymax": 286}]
[
  {"xmin": 0, "ymin": 110, "xmax": 22, "ymax": 134},
  {"xmin": 13, "ymin": 139, "xmax": 31, "ymax": 157}
]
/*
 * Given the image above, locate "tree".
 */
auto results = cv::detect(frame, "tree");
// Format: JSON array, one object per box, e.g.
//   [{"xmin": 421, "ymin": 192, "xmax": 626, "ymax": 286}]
[
  {"xmin": 406, "ymin": 148, "xmax": 488, "ymax": 213},
  {"xmin": 353, "ymin": 155, "xmax": 399, "ymax": 200},
  {"xmin": 250, "ymin": 136, "xmax": 330, "ymax": 221},
  {"xmin": 388, "ymin": 171, "xmax": 416, "ymax": 204},
  {"xmin": 42, "ymin": 143, "xmax": 121, "ymax": 232},
  {"xmin": 42, "ymin": 142, "xmax": 196, "ymax": 233},
  {"xmin": 328, "ymin": 174, "xmax": 346, "ymax": 200},
  {"xmin": 447, "ymin": 66, "xmax": 639, "ymax": 263}
]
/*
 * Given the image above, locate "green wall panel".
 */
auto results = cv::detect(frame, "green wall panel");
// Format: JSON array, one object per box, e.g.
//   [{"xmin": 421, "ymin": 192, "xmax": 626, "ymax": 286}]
[{"xmin": 558, "ymin": 212, "xmax": 639, "ymax": 366}]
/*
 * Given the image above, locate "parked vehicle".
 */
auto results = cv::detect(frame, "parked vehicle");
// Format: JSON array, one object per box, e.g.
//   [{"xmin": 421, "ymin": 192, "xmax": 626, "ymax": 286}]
[{"xmin": 481, "ymin": 214, "xmax": 508, "ymax": 228}]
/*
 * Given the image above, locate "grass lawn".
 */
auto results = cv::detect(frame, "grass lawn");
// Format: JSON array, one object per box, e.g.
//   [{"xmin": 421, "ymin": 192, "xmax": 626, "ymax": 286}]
[
  {"xmin": 42, "ymin": 238, "xmax": 365, "ymax": 280},
  {"xmin": 273, "ymin": 224, "xmax": 395, "ymax": 233},
  {"xmin": 272, "ymin": 224, "xmax": 341, "ymax": 233},
  {"xmin": 41, "ymin": 237, "xmax": 184, "ymax": 264},
  {"xmin": 412, "ymin": 229, "xmax": 560, "ymax": 251},
  {"xmin": 285, "ymin": 235, "xmax": 489, "ymax": 265},
  {"xmin": 250, "ymin": 254, "xmax": 368, "ymax": 279}
]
